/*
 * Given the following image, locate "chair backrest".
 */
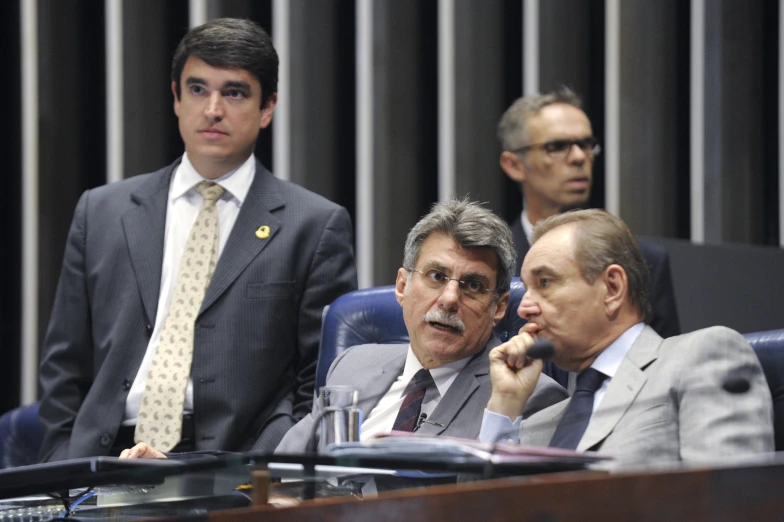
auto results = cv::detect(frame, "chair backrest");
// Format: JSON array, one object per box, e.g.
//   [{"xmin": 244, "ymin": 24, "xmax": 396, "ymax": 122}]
[
  {"xmin": 0, "ymin": 403, "xmax": 42, "ymax": 469},
  {"xmin": 316, "ymin": 278, "xmax": 569, "ymax": 389},
  {"xmin": 743, "ymin": 328, "xmax": 784, "ymax": 451}
]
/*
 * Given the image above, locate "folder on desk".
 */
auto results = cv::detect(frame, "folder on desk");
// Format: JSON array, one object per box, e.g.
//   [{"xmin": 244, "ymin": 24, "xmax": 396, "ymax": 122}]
[{"xmin": 325, "ymin": 432, "xmax": 611, "ymax": 465}]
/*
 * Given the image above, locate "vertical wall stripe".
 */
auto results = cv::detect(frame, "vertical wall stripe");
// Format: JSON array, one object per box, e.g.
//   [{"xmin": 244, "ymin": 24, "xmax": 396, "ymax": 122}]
[
  {"xmin": 438, "ymin": 0, "xmax": 456, "ymax": 201},
  {"xmin": 272, "ymin": 0, "xmax": 290, "ymax": 181},
  {"xmin": 21, "ymin": 0, "xmax": 39, "ymax": 404},
  {"xmin": 604, "ymin": 0, "xmax": 621, "ymax": 217},
  {"xmin": 189, "ymin": 0, "xmax": 207, "ymax": 28},
  {"xmin": 106, "ymin": 0, "xmax": 123, "ymax": 184},
  {"xmin": 690, "ymin": 0, "xmax": 705, "ymax": 243},
  {"xmin": 780, "ymin": 0, "xmax": 784, "ymax": 247},
  {"xmin": 523, "ymin": 0, "xmax": 539, "ymax": 95},
  {"xmin": 356, "ymin": 0, "xmax": 373, "ymax": 288}
]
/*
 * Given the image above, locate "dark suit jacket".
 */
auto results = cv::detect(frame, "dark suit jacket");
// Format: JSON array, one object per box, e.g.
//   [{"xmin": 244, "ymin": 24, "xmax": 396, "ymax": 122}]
[
  {"xmin": 38, "ymin": 158, "xmax": 358, "ymax": 462},
  {"xmin": 275, "ymin": 336, "xmax": 568, "ymax": 453},
  {"xmin": 510, "ymin": 216, "xmax": 680, "ymax": 338}
]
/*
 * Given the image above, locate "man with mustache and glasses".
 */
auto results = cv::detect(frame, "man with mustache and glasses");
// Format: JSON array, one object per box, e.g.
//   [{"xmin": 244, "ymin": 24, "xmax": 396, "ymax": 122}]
[
  {"xmin": 497, "ymin": 87, "xmax": 680, "ymax": 339},
  {"xmin": 275, "ymin": 199, "xmax": 566, "ymax": 453}
]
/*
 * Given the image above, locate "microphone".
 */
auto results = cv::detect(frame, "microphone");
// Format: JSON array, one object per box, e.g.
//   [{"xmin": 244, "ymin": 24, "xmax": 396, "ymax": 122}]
[
  {"xmin": 526, "ymin": 339, "xmax": 555, "ymax": 360},
  {"xmin": 415, "ymin": 413, "xmax": 445, "ymax": 431}
]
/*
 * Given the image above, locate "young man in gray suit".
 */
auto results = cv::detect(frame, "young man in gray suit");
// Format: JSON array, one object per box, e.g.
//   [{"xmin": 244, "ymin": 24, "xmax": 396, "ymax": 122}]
[
  {"xmin": 481, "ymin": 209, "xmax": 773, "ymax": 467},
  {"xmin": 38, "ymin": 18, "xmax": 357, "ymax": 461},
  {"xmin": 272, "ymin": 199, "xmax": 567, "ymax": 454},
  {"xmin": 497, "ymin": 88, "xmax": 680, "ymax": 339}
]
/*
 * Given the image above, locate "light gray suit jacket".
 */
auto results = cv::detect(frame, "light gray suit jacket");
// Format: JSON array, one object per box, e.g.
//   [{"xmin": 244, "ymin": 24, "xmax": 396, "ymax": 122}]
[
  {"xmin": 276, "ymin": 337, "xmax": 568, "ymax": 453},
  {"xmin": 520, "ymin": 326, "xmax": 774, "ymax": 467},
  {"xmin": 38, "ymin": 158, "xmax": 358, "ymax": 461}
]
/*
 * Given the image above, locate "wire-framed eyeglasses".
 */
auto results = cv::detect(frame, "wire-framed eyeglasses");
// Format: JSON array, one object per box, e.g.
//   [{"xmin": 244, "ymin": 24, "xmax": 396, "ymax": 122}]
[{"xmin": 408, "ymin": 268, "xmax": 497, "ymax": 301}]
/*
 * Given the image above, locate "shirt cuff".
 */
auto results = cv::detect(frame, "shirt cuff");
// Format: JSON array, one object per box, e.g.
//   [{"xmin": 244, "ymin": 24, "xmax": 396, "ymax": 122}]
[{"xmin": 478, "ymin": 408, "xmax": 522, "ymax": 444}]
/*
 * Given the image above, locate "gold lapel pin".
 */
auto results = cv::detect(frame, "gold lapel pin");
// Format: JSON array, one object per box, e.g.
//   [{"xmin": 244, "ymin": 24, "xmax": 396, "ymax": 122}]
[{"xmin": 255, "ymin": 226, "xmax": 271, "ymax": 239}]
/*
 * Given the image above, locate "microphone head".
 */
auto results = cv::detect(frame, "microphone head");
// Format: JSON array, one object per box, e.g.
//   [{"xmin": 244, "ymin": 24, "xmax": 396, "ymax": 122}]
[
  {"xmin": 722, "ymin": 376, "xmax": 751, "ymax": 394},
  {"xmin": 527, "ymin": 339, "xmax": 555, "ymax": 360}
]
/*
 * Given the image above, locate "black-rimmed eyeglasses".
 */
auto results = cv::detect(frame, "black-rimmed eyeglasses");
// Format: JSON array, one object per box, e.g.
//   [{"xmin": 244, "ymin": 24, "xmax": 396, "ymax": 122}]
[{"xmin": 512, "ymin": 137, "xmax": 601, "ymax": 159}]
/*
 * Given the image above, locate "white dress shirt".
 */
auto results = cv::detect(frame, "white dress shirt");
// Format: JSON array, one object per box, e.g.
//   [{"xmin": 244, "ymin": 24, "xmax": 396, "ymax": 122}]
[
  {"xmin": 359, "ymin": 346, "xmax": 470, "ymax": 440},
  {"xmin": 520, "ymin": 207, "xmax": 535, "ymax": 244},
  {"xmin": 478, "ymin": 323, "xmax": 645, "ymax": 443},
  {"xmin": 122, "ymin": 153, "xmax": 257, "ymax": 425}
]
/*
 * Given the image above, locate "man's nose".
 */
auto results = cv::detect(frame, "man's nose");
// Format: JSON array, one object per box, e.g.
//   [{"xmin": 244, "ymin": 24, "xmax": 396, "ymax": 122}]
[
  {"xmin": 437, "ymin": 279, "xmax": 461, "ymax": 312},
  {"xmin": 518, "ymin": 291, "xmax": 540, "ymax": 320},
  {"xmin": 205, "ymin": 92, "xmax": 224, "ymax": 121},
  {"xmin": 566, "ymin": 142, "xmax": 587, "ymax": 164}
]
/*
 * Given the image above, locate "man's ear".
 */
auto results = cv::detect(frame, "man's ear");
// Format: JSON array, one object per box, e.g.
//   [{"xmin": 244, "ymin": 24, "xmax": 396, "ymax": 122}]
[
  {"xmin": 500, "ymin": 151, "xmax": 527, "ymax": 183},
  {"xmin": 172, "ymin": 81, "xmax": 180, "ymax": 117},
  {"xmin": 394, "ymin": 268, "xmax": 408, "ymax": 306},
  {"xmin": 259, "ymin": 92, "xmax": 278, "ymax": 129},
  {"xmin": 603, "ymin": 264, "xmax": 628, "ymax": 316},
  {"xmin": 492, "ymin": 292, "xmax": 510, "ymax": 326}
]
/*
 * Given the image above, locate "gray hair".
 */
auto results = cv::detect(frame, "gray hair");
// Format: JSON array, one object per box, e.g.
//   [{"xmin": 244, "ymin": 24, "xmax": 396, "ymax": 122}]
[
  {"xmin": 497, "ymin": 86, "xmax": 583, "ymax": 151},
  {"xmin": 403, "ymin": 198, "xmax": 516, "ymax": 294},
  {"xmin": 531, "ymin": 209, "xmax": 653, "ymax": 324}
]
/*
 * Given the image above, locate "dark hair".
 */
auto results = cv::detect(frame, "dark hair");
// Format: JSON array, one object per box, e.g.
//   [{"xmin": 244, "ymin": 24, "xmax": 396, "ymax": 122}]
[
  {"xmin": 531, "ymin": 209, "xmax": 653, "ymax": 324},
  {"xmin": 403, "ymin": 198, "xmax": 516, "ymax": 295},
  {"xmin": 171, "ymin": 18, "xmax": 278, "ymax": 108}
]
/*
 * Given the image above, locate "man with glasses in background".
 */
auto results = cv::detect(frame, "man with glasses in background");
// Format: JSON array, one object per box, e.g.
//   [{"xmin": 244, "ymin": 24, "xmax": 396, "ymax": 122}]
[
  {"xmin": 271, "ymin": 199, "xmax": 567, "ymax": 454},
  {"xmin": 497, "ymin": 88, "xmax": 680, "ymax": 338}
]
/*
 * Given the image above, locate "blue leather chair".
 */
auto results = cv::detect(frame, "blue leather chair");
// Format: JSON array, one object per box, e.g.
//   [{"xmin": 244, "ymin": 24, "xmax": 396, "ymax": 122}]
[
  {"xmin": 744, "ymin": 329, "xmax": 784, "ymax": 451},
  {"xmin": 0, "ymin": 403, "xmax": 43, "ymax": 468}
]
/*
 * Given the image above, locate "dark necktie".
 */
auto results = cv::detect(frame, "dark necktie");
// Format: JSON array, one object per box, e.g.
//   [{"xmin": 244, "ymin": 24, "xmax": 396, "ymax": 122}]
[
  {"xmin": 548, "ymin": 368, "xmax": 608, "ymax": 450},
  {"xmin": 392, "ymin": 369, "xmax": 434, "ymax": 432}
]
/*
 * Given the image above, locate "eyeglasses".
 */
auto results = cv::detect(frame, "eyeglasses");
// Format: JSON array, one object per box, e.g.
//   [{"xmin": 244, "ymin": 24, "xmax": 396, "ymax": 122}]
[
  {"xmin": 408, "ymin": 268, "xmax": 497, "ymax": 301},
  {"xmin": 513, "ymin": 137, "xmax": 601, "ymax": 159}
]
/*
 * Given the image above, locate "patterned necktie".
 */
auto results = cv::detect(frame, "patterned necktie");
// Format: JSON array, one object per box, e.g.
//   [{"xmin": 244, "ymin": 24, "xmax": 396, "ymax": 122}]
[
  {"xmin": 549, "ymin": 368, "xmax": 608, "ymax": 450},
  {"xmin": 135, "ymin": 181, "xmax": 224, "ymax": 451},
  {"xmin": 392, "ymin": 369, "xmax": 434, "ymax": 432}
]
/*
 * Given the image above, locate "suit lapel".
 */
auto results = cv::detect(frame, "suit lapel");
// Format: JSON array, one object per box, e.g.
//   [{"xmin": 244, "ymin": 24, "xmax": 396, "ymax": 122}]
[
  {"xmin": 415, "ymin": 337, "xmax": 497, "ymax": 436},
  {"xmin": 510, "ymin": 215, "xmax": 530, "ymax": 275},
  {"xmin": 577, "ymin": 326, "xmax": 661, "ymax": 451},
  {"xmin": 357, "ymin": 351, "xmax": 407, "ymax": 417},
  {"xmin": 201, "ymin": 162, "xmax": 285, "ymax": 312},
  {"xmin": 122, "ymin": 163, "xmax": 175, "ymax": 325}
]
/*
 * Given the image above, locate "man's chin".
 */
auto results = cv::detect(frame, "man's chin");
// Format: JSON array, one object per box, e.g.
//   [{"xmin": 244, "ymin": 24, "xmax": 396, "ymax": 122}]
[{"xmin": 560, "ymin": 199, "xmax": 591, "ymax": 213}]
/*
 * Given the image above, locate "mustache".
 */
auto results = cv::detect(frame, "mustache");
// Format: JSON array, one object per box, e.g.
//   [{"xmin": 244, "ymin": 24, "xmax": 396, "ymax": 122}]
[{"xmin": 422, "ymin": 309, "xmax": 465, "ymax": 333}]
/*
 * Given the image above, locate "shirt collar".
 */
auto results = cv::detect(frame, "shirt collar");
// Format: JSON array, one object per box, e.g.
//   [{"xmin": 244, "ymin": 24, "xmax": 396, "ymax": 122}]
[
  {"xmin": 520, "ymin": 207, "xmax": 534, "ymax": 244},
  {"xmin": 171, "ymin": 152, "xmax": 256, "ymax": 204},
  {"xmin": 590, "ymin": 322, "xmax": 645, "ymax": 379},
  {"xmin": 402, "ymin": 345, "xmax": 472, "ymax": 398}
]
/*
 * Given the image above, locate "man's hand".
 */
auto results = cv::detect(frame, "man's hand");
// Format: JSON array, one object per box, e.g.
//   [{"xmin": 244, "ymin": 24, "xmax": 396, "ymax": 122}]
[
  {"xmin": 487, "ymin": 323, "xmax": 543, "ymax": 420},
  {"xmin": 119, "ymin": 442, "xmax": 167, "ymax": 460}
]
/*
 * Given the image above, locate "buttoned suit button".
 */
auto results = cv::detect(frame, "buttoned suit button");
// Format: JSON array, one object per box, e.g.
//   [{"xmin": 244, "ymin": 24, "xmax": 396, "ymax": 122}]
[
  {"xmin": 122, "ymin": 379, "xmax": 132, "ymax": 391},
  {"xmin": 145, "ymin": 324, "xmax": 153, "ymax": 334},
  {"xmin": 99, "ymin": 434, "xmax": 112, "ymax": 447}
]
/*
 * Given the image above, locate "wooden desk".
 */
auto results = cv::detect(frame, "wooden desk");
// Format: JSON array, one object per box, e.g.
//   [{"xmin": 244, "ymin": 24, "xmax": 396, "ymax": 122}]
[{"xmin": 200, "ymin": 458, "xmax": 784, "ymax": 521}]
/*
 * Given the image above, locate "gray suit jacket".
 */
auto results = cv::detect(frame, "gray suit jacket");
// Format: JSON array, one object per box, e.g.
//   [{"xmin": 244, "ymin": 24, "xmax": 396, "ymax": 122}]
[
  {"xmin": 521, "ymin": 326, "xmax": 774, "ymax": 467},
  {"xmin": 276, "ymin": 337, "xmax": 568, "ymax": 453},
  {"xmin": 38, "ymin": 158, "xmax": 358, "ymax": 461}
]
